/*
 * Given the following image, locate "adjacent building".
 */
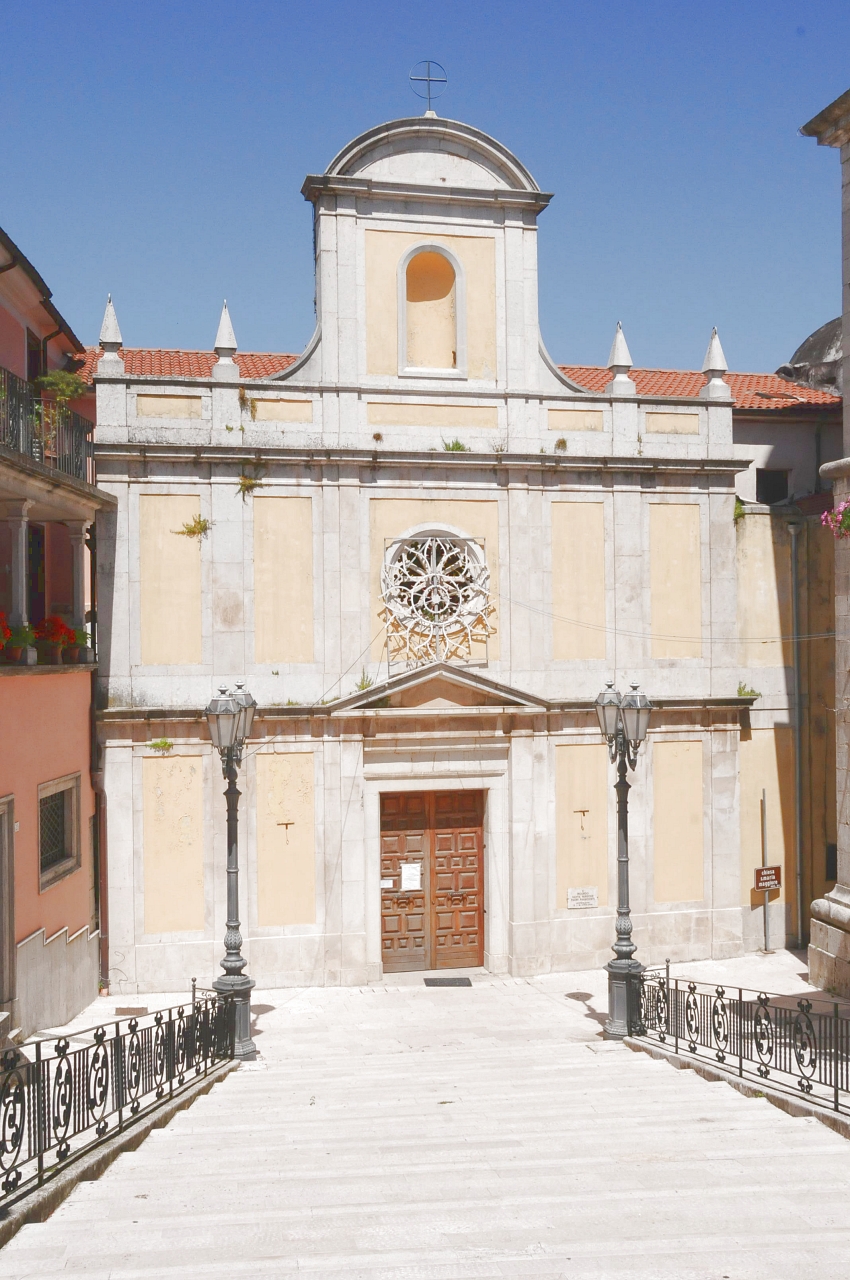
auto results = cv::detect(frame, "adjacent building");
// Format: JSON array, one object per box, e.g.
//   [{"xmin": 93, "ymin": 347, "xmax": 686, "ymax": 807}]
[{"xmin": 0, "ymin": 226, "xmax": 113, "ymax": 1038}]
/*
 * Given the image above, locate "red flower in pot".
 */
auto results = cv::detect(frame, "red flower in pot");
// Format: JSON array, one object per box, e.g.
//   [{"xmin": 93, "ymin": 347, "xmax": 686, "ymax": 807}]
[{"xmin": 34, "ymin": 615, "xmax": 75, "ymax": 665}]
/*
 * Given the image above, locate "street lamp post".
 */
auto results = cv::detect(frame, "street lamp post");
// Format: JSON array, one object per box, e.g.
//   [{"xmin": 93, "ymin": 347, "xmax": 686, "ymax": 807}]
[
  {"xmin": 595, "ymin": 680, "xmax": 653, "ymax": 1039},
  {"xmin": 204, "ymin": 681, "xmax": 258, "ymax": 1059}
]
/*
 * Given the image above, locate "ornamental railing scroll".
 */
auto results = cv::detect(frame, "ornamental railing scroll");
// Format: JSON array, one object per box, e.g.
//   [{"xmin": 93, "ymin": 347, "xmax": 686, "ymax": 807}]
[
  {"xmin": 634, "ymin": 966, "xmax": 850, "ymax": 1115},
  {"xmin": 0, "ymin": 993, "xmax": 234, "ymax": 1210}
]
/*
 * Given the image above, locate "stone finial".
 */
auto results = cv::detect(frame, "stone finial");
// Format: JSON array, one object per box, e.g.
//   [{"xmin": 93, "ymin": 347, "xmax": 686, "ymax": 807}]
[
  {"xmin": 97, "ymin": 294, "xmax": 124, "ymax": 373},
  {"xmin": 213, "ymin": 300, "xmax": 238, "ymax": 380},
  {"xmin": 99, "ymin": 294, "xmax": 122, "ymax": 350},
  {"xmin": 700, "ymin": 327, "xmax": 732, "ymax": 401},
  {"xmin": 606, "ymin": 322, "xmax": 636, "ymax": 397}
]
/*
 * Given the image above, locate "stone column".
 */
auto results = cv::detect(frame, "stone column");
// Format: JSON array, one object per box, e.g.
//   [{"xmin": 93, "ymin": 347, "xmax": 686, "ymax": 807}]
[
  {"xmin": 65, "ymin": 520, "xmax": 89, "ymax": 631},
  {"xmin": 801, "ymin": 90, "xmax": 850, "ymax": 991},
  {"xmin": 4, "ymin": 500, "xmax": 36, "ymax": 664}
]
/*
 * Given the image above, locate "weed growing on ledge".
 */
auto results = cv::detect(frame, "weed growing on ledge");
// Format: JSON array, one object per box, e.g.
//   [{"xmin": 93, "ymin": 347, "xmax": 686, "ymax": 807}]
[
  {"xmin": 442, "ymin": 438, "xmax": 469, "ymax": 452},
  {"xmin": 734, "ymin": 497, "xmax": 746, "ymax": 523},
  {"xmin": 737, "ymin": 682, "xmax": 760, "ymax": 699},
  {"xmin": 149, "ymin": 738, "xmax": 173, "ymax": 754},
  {"xmin": 237, "ymin": 468, "xmax": 265, "ymax": 500}
]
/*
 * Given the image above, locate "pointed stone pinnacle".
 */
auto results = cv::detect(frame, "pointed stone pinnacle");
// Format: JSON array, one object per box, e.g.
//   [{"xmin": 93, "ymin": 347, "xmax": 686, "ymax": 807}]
[
  {"xmin": 99, "ymin": 294, "xmax": 122, "ymax": 348},
  {"xmin": 607, "ymin": 322, "xmax": 633, "ymax": 370},
  {"xmin": 701, "ymin": 326, "xmax": 728, "ymax": 373},
  {"xmin": 214, "ymin": 300, "xmax": 237, "ymax": 354}
]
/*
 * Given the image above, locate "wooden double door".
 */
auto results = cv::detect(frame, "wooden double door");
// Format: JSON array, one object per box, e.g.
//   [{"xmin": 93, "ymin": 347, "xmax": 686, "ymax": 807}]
[{"xmin": 380, "ymin": 790, "xmax": 484, "ymax": 972}]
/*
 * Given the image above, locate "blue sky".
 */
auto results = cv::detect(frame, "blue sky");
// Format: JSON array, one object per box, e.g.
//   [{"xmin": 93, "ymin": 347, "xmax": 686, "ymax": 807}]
[{"xmin": 2, "ymin": 1, "xmax": 847, "ymax": 371}]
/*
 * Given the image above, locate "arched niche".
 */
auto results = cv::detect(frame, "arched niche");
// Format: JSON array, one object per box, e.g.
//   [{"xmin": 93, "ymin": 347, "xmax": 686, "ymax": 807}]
[{"xmin": 397, "ymin": 244, "xmax": 467, "ymax": 378}]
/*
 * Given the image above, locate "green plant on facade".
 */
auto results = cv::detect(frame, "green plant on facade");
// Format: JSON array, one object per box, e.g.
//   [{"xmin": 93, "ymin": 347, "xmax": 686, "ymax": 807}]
[
  {"xmin": 737, "ymin": 682, "xmax": 760, "ymax": 699},
  {"xmin": 173, "ymin": 515, "xmax": 213, "ymax": 540},
  {"xmin": 354, "ymin": 669, "xmax": 374, "ymax": 691},
  {"xmin": 149, "ymin": 738, "xmax": 173, "ymax": 754},
  {"xmin": 442, "ymin": 438, "xmax": 469, "ymax": 452},
  {"xmin": 237, "ymin": 469, "xmax": 265, "ymax": 500},
  {"xmin": 36, "ymin": 370, "xmax": 88, "ymax": 407},
  {"xmin": 734, "ymin": 497, "xmax": 746, "ymax": 523},
  {"xmin": 238, "ymin": 388, "xmax": 258, "ymax": 421},
  {"xmin": 554, "ymin": 437, "xmax": 567, "ymax": 453}
]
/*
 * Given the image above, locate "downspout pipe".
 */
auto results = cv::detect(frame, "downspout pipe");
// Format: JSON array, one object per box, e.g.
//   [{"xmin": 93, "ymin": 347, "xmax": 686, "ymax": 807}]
[{"xmin": 788, "ymin": 518, "xmax": 804, "ymax": 947}]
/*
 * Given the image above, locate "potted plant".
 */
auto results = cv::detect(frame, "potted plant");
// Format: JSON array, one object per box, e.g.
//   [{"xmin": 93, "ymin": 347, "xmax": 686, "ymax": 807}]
[
  {"xmin": 64, "ymin": 626, "xmax": 89, "ymax": 664},
  {"xmin": 34, "ymin": 615, "xmax": 73, "ymax": 665},
  {"xmin": 5, "ymin": 623, "xmax": 34, "ymax": 663}
]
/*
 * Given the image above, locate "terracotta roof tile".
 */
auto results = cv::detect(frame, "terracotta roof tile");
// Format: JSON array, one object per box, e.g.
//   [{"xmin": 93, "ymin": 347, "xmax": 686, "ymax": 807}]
[
  {"xmin": 74, "ymin": 346, "xmax": 840, "ymax": 414},
  {"xmin": 559, "ymin": 365, "xmax": 841, "ymax": 410},
  {"xmin": 76, "ymin": 347, "xmax": 298, "ymax": 382}
]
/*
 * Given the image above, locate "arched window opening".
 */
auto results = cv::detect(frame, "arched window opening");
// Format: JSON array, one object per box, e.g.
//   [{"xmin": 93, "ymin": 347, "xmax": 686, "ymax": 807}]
[{"xmin": 405, "ymin": 251, "xmax": 456, "ymax": 369}]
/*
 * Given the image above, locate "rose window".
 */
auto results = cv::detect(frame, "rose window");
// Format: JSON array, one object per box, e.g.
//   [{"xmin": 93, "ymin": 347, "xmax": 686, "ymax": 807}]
[{"xmin": 381, "ymin": 534, "xmax": 494, "ymax": 667}]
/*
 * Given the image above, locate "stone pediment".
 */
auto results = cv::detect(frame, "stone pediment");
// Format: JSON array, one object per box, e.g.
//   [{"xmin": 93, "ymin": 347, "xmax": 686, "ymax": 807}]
[{"xmin": 330, "ymin": 662, "xmax": 548, "ymax": 714}]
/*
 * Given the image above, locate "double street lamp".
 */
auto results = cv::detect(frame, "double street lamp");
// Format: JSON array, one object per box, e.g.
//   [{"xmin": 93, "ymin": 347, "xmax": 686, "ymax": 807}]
[
  {"xmin": 204, "ymin": 680, "xmax": 258, "ymax": 1059},
  {"xmin": 595, "ymin": 680, "xmax": 653, "ymax": 1038}
]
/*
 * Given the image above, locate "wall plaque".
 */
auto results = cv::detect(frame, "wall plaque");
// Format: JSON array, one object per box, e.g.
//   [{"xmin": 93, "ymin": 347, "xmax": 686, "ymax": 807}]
[{"xmin": 568, "ymin": 886, "xmax": 598, "ymax": 909}]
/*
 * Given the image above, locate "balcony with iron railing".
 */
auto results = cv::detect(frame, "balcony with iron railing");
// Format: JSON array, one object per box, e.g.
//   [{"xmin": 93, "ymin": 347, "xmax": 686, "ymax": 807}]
[{"xmin": 0, "ymin": 364, "xmax": 94, "ymax": 485}]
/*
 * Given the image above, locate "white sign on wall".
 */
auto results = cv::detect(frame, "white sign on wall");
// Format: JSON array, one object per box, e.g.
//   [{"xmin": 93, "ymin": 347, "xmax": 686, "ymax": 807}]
[
  {"xmin": 568, "ymin": 886, "xmax": 599, "ymax": 909},
  {"xmin": 400, "ymin": 862, "xmax": 422, "ymax": 891}
]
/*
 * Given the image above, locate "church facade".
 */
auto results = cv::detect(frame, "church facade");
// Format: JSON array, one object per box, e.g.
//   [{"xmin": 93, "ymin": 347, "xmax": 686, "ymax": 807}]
[{"xmin": 91, "ymin": 115, "xmax": 809, "ymax": 992}]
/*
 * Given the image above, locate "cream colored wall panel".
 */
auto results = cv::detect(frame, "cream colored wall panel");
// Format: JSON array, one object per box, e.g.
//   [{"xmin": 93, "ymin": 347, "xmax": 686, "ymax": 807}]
[
  {"xmin": 548, "ymin": 408, "xmax": 604, "ymax": 432},
  {"xmin": 649, "ymin": 504, "xmax": 702, "ymax": 659},
  {"xmin": 367, "ymin": 402, "xmax": 498, "ymax": 429},
  {"xmin": 256, "ymin": 753, "xmax": 316, "ymax": 926},
  {"xmin": 369, "ymin": 498, "xmax": 499, "ymax": 660},
  {"xmin": 139, "ymin": 494, "xmax": 202, "ymax": 665},
  {"xmin": 739, "ymin": 728, "xmax": 793, "ymax": 907},
  {"xmin": 365, "ymin": 230, "xmax": 496, "ymax": 379},
  {"xmin": 736, "ymin": 513, "xmax": 791, "ymax": 668},
  {"xmin": 653, "ymin": 740, "xmax": 704, "ymax": 903},
  {"xmin": 143, "ymin": 756, "xmax": 204, "ymax": 934},
  {"xmin": 555, "ymin": 743, "xmax": 609, "ymax": 908},
  {"xmin": 252, "ymin": 399, "xmax": 313, "ymax": 423},
  {"xmin": 136, "ymin": 395, "xmax": 202, "ymax": 419},
  {"xmin": 552, "ymin": 503, "xmax": 606, "ymax": 660},
  {"xmin": 254, "ymin": 497, "xmax": 313, "ymax": 663},
  {"xmin": 645, "ymin": 411, "xmax": 700, "ymax": 435}
]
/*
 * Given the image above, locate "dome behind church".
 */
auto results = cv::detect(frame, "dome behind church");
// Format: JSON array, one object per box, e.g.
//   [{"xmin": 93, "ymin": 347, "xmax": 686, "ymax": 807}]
[{"xmin": 776, "ymin": 315, "xmax": 843, "ymax": 393}]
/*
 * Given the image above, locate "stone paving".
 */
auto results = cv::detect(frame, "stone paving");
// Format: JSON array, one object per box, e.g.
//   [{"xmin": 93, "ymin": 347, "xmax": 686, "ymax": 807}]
[{"xmin": 4, "ymin": 952, "xmax": 850, "ymax": 1278}]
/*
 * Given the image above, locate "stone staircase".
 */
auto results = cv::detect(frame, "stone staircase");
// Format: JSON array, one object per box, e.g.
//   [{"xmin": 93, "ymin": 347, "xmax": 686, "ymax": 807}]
[{"xmin": 4, "ymin": 974, "xmax": 850, "ymax": 1278}]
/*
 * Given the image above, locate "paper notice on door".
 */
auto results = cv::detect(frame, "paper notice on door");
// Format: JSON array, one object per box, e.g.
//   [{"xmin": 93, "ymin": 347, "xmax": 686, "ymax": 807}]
[
  {"xmin": 568, "ymin": 886, "xmax": 598, "ymax": 909},
  {"xmin": 380, "ymin": 878, "xmax": 394, "ymax": 889},
  {"xmin": 400, "ymin": 862, "xmax": 422, "ymax": 891}
]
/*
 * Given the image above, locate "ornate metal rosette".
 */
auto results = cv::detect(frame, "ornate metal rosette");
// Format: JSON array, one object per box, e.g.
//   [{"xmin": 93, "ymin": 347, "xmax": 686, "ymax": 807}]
[
  {"xmin": 711, "ymin": 987, "xmax": 729, "ymax": 1062},
  {"xmin": 381, "ymin": 534, "xmax": 494, "ymax": 667},
  {"xmin": 685, "ymin": 984, "xmax": 700, "ymax": 1051},
  {"xmin": 51, "ymin": 1040, "xmax": 73, "ymax": 1149},
  {"xmin": 0, "ymin": 1055, "xmax": 26, "ymax": 1177},
  {"xmin": 754, "ymin": 995, "xmax": 774, "ymax": 1077},
  {"xmin": 792, "ymin": 1000, "xmax": 817, "ymax": 1091}
]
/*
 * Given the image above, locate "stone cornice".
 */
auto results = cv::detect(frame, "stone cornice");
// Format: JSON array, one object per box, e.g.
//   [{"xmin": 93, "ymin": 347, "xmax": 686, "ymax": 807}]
[
  {"xmin": 301, "ymin": 173, "xmax": 553, "ymax": 214},
  {"xmin": 92, "ymin": 441, "xmax": 744, "ymax": 477}
]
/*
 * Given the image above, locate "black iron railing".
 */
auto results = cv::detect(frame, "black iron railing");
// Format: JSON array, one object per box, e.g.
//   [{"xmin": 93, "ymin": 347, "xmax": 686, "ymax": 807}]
[
  {"xmin": 0, "ymin": 364, "xmax": 94, "ymax": 483},
  {"xmin": 0, "ymin": 995, "xmax": 234, "ymax": 1209},
  {"xmin": 635, "ymin": 967, "xmax": 850, "ymax": 1115}
]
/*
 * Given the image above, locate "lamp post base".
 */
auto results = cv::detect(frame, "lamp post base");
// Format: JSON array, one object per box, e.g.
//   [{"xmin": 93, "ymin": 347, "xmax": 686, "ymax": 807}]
[
  {"xmin": 213, "ymin": 975, "xmax": 257, "ymax": 1059},
  {"xmin": 603, "ymin": 960, "xmax": 644, "ymax": 1039}
]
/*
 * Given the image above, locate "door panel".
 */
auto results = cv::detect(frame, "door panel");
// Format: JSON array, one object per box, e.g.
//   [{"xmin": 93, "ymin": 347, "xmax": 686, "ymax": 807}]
[
  {"xmin": 380, "ymin": 793, "xmax": 431, "ymax": 971},
  {"xmin": 381, "ymin": 790, "xmax": 484, "ymax": 973}
]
